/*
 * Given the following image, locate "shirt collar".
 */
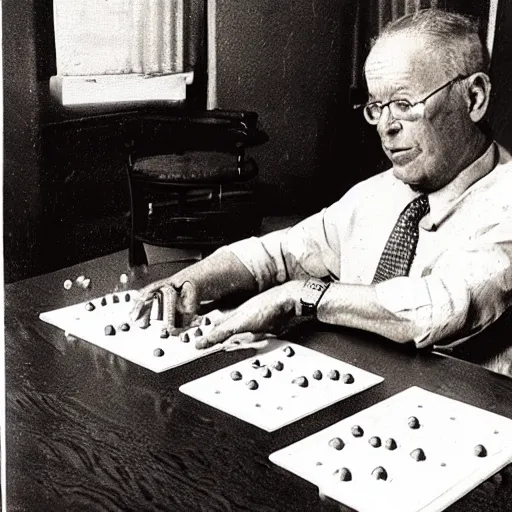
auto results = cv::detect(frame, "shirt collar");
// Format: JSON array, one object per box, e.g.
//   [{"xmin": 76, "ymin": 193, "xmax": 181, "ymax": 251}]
[{"xmin": 420, "ymin": 142, "xmax": 499, "ymax": 231}]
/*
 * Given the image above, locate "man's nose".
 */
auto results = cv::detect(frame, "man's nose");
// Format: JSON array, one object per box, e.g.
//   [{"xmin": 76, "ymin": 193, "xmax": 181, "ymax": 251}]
[{"xmin": 377, "ymin": 106, "xmax": 402, "ymax": 137}]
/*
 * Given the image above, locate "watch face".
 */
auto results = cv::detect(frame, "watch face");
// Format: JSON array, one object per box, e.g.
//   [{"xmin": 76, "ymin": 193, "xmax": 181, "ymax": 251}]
[
  {"xmin": 306, "ymin": 281, "xmax": 328, "ymax": 293},
  {"xmin": 300, "ymin": 279, "xmax": 329, "ymax": 316}
]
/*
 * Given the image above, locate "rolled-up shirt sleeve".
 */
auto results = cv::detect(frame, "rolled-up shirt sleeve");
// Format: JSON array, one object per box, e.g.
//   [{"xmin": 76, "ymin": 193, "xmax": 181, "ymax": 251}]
[
  {"xmin": 225, "ymin": 230, "xmax": 290, "ymax": 291},
  {"xmin": 376, "ymin": 222, "xmax": 512, "ymax": 348},
  {"xmin": 227, "ymin": 205, "xmax": 342, "ymax": 292}
]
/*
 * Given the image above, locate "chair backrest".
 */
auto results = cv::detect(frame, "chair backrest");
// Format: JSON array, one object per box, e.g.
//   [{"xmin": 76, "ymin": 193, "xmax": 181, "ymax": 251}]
[{"xmin": 126, "ymin": 109, "xmax": 268, "ymax": 161}]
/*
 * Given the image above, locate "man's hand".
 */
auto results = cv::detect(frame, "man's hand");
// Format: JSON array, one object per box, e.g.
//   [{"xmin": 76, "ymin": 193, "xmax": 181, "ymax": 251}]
[
  {"xmin": 130, "ymin": 276, "xmax": 200, "ymax": 334},
  {"xmin": 191, "ymin": 280, "xmax": 303, "ymax": 349},
  {"xmin": 130, "ymin": 249, "xmax": 259, "ymax": 334}
]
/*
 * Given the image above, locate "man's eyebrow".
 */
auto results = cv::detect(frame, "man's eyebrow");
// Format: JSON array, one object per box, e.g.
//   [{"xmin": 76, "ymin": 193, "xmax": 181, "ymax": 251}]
[
  {"xmin": 368, "ymin": 85, "xmax": 412, "ymax": 103},
  {"xmin": 393, "ymin": 86, "xmax": 411, "ymax": 95}
]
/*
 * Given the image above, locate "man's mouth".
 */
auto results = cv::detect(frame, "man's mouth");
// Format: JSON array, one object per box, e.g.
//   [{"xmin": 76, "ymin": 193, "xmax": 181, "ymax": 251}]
[
  {"xmin": 385, "ymin": 146, "xmax": 417, "ymax": 164},
  {"xmin": 387, "ymin": 147, "xmax": 413, "ymax": 155}
]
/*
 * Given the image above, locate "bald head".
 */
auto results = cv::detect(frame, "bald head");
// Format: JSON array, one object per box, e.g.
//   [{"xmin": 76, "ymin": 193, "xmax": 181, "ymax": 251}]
[{"xmin": 371, "ymin": 9, "xmax": 489, "ymax": 81}]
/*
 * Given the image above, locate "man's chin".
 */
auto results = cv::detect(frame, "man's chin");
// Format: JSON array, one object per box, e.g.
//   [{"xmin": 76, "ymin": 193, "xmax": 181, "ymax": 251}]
[
  {"xmin": 392, "ymin": 165, "xmax": 416, "ymax": 183},
  {"xmin": 392, "ymin": 167, "xmax": 428, "ymax": 192}
]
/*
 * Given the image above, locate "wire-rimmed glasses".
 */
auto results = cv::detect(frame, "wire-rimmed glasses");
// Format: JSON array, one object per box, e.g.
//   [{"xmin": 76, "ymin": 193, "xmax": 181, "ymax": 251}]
[{"xmin": 357, "ymin": 74, "xmax": 468, "ymax": 125}]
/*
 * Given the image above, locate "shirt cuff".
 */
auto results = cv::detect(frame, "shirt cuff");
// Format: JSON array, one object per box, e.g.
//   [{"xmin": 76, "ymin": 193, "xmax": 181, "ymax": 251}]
[{"xmin": 422, "ymin": 274, "xmax": 471, "ymax": 347}]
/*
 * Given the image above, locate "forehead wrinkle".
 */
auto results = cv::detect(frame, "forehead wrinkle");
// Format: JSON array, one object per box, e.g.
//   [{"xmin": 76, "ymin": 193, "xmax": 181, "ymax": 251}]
[
  {"xmin": 366, "ymin": 69, "xmax": 415, "ymax": 100},
  {"xmin": 365, "ymin": 35, "xmax": 440, "ymax": 98},
  {"xmin": 365, "ymin": 51, "xmax": 416, "ymax": 85},
  {"xmin": 366, "ymin": 68, "xmax": 412, "ymax": 83}
]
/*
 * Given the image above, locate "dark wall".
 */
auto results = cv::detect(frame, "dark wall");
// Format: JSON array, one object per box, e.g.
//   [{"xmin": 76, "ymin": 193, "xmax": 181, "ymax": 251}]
[
  {"xmin": 216, "ymin": 0, "xmax": 356, "ymax": 213},
  {"xmin": 489, "ymin": 0, "xmax": 512, "ymax": 151},
  {"xmin": 3, "ymin": 0, "xmax": 48, "ymax": 282},
  {"xmin": 3, "ymin": 1, "xmax": 142, "ymax": 283}
]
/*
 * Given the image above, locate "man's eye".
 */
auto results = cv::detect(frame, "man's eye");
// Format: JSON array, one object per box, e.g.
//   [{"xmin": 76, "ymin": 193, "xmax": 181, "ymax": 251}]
[{"xmin": 392, "ymin": 100, "xmax": 412, "ymax": 113}]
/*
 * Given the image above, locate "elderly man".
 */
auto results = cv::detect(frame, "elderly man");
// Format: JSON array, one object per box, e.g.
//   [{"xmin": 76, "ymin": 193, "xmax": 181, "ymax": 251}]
[{"xmin": 132, "ymin": 9, "xmax": 512, "ymax": 369}]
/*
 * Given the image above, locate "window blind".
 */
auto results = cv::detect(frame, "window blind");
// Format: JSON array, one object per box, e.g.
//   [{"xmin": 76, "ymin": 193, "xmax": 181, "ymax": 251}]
[{"xmin": 51, "ymin": 0, "xmax": 194, "ymax": 105}]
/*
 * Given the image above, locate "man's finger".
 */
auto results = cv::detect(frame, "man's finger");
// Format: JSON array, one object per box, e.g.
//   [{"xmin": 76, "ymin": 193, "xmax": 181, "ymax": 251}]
[
  {"xmin": 133, "ymin": 299, "xmax": 153, "ymax": 329},
  {"xmin": 151, "ymin": 291, "xmax": 163, "ymax": 321},
  {"xmin": 161, "ymin": 284, "xmax": 179, "ymax": 332},
  {"xmin": 205, "ymin": 309, "xmax": 228, "ymax": 323},
  {"xmin": 130, "ymin": 294, "xmax": 151, "ymax": 322},
  {"xmin": 222, "ymin": 332, "xmax": 273, "ymax": 352},
  {"xmin": 171, "ymin": 313, "xmax": 199, "ymax": 335},
  {"xmin": 194, "ymin": 314, "xmax": 243, "ymax": 349},
  {"xmin": 178, "ymin": 281, "xmax": 198, "ymax": 314},
  {"xmin": 130, "ymin": 281, "xmax": 165, "ymax": 321},
  {"xmin": 195, "ymin": 325, "xmax": 235, "ymax": 349}
]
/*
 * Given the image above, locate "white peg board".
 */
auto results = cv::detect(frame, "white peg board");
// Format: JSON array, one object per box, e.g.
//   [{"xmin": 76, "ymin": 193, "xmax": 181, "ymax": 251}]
[
  {"xmin": 269, "ymin": 386, "xmax": 512, "ymax": 512},
  {"xmin": 39, "ymin": 290, "xmax": 222, "ymax": 373},
  {"xmin": 180, "ymin": 341, "xmax": 384, "ymax": 432}
]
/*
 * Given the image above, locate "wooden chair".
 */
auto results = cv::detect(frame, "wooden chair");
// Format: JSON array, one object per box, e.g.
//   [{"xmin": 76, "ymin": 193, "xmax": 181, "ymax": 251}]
[{"xmin": 125, "ymin": 109, "xmax": 268, "ymax": 266}]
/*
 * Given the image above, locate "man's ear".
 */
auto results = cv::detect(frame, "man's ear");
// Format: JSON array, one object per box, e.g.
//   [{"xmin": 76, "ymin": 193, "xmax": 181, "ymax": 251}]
[{"xmin": 466, "ymin": 72, "xmax": 491, "ymax": 123}]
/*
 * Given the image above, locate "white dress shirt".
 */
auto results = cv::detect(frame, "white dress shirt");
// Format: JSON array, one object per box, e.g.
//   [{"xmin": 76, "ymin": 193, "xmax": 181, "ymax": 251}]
[{"xmin": 226, "ymin": 142, "xmax": 512, "ymax": 349}]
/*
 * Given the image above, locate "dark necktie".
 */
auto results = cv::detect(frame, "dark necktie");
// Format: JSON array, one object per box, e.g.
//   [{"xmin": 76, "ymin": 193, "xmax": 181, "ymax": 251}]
[{"xmin": 372, "ymin": 195, "xmax": 430, "ymax": 284}]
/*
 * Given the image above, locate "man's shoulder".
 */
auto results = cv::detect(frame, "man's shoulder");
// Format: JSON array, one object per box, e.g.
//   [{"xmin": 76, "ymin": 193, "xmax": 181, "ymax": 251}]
[
  {"xmin": 344, "ymin": 168, "xmax": 403, "ymax": 200},
  {"xmin": 486, "ymin": 144, "xmax": 512, "ymax": 183},
  {"xmin": 323, "ymin": 168, "xmax": 407, "ymax": 217},
  {"xmin": 468, "ymin": 145, "xmax": 512, "ymax": 211}
]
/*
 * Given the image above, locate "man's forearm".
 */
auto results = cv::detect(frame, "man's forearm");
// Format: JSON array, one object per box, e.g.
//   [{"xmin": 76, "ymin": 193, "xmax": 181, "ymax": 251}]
[
  {"xmin": 174, "ymin": 248, "xmax": 258, "ymax": 301},
  {"xmin": 316, "ymin": 282, "xmax": 420, "ymax": 343}
]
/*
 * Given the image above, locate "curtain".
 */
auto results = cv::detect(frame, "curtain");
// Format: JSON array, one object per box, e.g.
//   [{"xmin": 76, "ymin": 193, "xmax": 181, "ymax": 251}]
[
  {"xmin": 53, "ymin": 0, "xmax": 200, "ymax": 76},
  {"xmin": 368, "ymin": 0, "xmax": 441, "ymax": 36},
  {"xmin": 351, "ymin": 0, "xmax": 444, "ymax": 91}
]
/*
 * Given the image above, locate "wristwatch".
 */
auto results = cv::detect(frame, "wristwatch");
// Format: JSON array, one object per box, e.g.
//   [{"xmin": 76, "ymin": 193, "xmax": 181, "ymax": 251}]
[{"xmin": 298, "ymin": 278, "xmax": 331, "ymax": 317}]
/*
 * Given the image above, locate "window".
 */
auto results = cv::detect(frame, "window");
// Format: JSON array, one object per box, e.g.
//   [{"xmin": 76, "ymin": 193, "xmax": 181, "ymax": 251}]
[{"xmin": 51, "ymin": 0, "xmax": 205, "ymax": 106}]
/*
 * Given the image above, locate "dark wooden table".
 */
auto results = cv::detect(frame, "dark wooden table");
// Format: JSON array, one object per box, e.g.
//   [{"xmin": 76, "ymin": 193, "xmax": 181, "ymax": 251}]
[{"xmin": 6, "ymin": 251, "xmax": 512, "ymax": 512}]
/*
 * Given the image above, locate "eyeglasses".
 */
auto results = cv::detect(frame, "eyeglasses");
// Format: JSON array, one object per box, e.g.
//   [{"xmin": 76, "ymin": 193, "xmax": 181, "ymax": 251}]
[{"xmin": 357, "ymin": 74, "xmax": 468, "ymax": 125}]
